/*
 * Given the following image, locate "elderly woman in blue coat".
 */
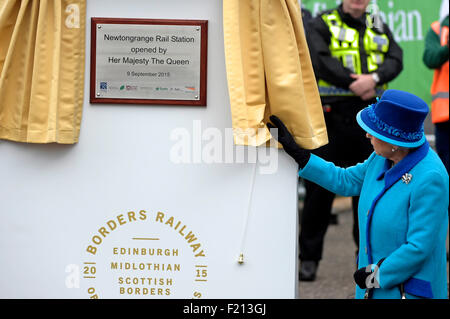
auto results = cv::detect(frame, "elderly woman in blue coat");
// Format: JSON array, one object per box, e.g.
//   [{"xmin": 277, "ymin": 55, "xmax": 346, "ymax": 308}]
[{"xmin": 268, "ymin": 89, "xmax": 449, "ymax": 299}]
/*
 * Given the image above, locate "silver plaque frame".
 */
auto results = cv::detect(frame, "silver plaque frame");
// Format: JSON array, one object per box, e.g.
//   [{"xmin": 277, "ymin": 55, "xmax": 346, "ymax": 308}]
[{"xmin": 90, "ymin": 18, "xmax": 208, "ymax": 106}]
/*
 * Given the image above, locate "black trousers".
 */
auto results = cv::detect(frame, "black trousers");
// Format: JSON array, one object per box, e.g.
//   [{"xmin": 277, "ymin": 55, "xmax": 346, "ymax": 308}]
[
  {"xmin": 435, "ymin": 121, "xmax": 449, "ymax": 173},
  {"xmin": 299, "ymin": 100, "xmax": 374, "ymax": 262}
]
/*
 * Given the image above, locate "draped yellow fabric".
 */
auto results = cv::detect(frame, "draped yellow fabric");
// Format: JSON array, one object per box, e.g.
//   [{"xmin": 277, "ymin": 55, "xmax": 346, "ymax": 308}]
[
  {"xmin": 0, "ymin": 0, "xmax": 85, "ymax": 144},
  {"xmin": 223, "ymin": 0, "xmax": 328, "ymax": 149}
]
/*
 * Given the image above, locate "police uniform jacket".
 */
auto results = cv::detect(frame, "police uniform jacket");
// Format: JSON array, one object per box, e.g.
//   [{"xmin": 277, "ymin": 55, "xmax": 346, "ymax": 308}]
[{"xmin": 307, "ymin": 4, "xmax": 403, "ymax": 106}]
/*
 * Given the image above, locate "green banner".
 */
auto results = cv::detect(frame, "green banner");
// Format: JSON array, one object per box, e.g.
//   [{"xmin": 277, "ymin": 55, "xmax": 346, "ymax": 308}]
[{"xmin": 301, "ymin": 0, "xmax": 444, "ymax": 106}]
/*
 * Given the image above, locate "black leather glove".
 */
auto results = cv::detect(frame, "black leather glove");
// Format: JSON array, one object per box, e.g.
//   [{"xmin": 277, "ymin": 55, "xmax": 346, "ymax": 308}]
[
  {"xmin": 267, "ymin": 115, "xmax": 311, "ymax": 168},
  {"xmin": 353, "ymin": 258, "xmax": 385, "ymax": 289},
  {"xmin": 353, "ymin": 267, "xmax": 372, "ymax": 289}
]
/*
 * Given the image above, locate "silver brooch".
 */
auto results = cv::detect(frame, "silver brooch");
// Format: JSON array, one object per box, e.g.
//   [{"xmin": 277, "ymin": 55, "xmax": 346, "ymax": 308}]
[{"xmin": 401, "ymin": 173, "xmax": 412, "ymax": 184}]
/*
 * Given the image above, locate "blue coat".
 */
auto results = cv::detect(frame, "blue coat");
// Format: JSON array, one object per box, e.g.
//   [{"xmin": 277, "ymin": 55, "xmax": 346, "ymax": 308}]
[{"xmin": 299, "ymin": 141, "xmax": 449, "ymax": 299}]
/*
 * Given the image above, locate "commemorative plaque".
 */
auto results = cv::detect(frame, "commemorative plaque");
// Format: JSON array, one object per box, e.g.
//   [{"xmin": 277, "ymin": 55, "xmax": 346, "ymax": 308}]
[{"xmin": 90, "ymin": 18, "xmax": 208, "ymax": 106}]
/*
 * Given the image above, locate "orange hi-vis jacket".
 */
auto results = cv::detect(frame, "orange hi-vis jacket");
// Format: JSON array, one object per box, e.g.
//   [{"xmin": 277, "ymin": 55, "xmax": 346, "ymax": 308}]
[{"xmin": 430, "ymin": 21, "xmax": 449, "ymax": 124}]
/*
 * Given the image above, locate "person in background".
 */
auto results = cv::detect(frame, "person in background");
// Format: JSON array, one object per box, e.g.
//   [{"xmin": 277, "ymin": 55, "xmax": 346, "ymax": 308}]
[
  {"xmin": 301, "ymin": 4, "xmax": 313, "ymax": 29},
  {"xmin": 423, "ymin": 14, "xmax": 449, "ymax": 172},
  {"xmin": 268, "ymin": 89, "xmax": 449, "ymax": 299},
  {"xmin": 298, "ymin": 0, "xmax": 403, "ymax": 281}
]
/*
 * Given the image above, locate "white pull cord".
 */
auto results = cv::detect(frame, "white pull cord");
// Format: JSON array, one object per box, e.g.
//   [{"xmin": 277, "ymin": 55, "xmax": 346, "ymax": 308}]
[{"xmin": 238, "ymin": 149, "xmax": 258, "ymax": 264}]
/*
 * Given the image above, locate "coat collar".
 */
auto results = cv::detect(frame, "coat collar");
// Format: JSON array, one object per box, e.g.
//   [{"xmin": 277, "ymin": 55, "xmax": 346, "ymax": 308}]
[{"xmin": 376, "ymin": 141, "xmax": 430, "ymax": 187}]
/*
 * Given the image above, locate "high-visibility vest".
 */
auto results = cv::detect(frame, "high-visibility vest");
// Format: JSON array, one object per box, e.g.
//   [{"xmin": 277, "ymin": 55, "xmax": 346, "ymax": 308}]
[
  {"xmin": 430, "ymin": 21, "xmax": 449, "ymax": 124},
  {"xmin": 318, "ymin": 10, "xmax": 388, "ymax": 96}
]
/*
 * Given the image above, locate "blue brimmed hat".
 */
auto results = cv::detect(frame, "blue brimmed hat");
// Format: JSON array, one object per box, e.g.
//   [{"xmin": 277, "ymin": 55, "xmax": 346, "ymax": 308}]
[{"xmin": 356, "ymin": 89, "xmax": 428, "ymax": 147}]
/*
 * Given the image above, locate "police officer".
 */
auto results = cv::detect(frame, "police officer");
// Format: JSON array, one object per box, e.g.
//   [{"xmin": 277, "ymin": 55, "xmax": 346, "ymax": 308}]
[{"xmin": 299, "ymin": 0, "xmax": 403, "ymax": 281}]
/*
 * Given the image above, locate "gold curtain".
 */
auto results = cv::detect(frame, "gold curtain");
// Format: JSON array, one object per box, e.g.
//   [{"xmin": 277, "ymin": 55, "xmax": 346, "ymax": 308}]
[
  {"xmin": 0, "ymin": 0, "xmax": 85, "ymax": 144},
  {"xmin": 223, "ymin": 0, "xmax": 328, "ymax": 149}
]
